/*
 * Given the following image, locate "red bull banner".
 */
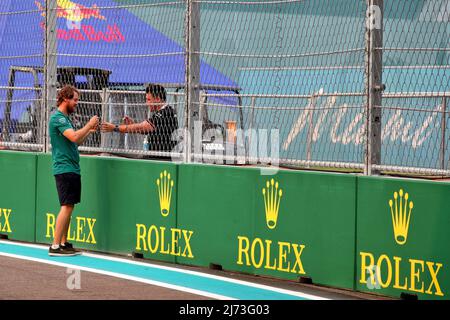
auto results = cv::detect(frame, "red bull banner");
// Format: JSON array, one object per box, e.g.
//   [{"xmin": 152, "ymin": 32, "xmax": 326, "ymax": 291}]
[
  {"xmin": 0, "ymin": 0, "xmax": 236, "ymax": 86},
  {"xmin": 35, "ymin": 0, "xmax": 124, "ymax": 43}
]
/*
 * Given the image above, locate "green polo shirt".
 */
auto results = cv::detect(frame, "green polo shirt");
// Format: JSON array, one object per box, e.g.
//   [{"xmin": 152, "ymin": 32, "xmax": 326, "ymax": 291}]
[{"xmin": 49, "ymin": 110, "xmax": 80, "ymax": 175}]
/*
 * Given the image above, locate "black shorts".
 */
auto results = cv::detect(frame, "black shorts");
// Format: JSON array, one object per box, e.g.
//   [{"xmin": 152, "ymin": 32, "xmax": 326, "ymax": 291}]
[{"xmin": 54, "ymin": 173, "xmax": 81, "ymax": 206}]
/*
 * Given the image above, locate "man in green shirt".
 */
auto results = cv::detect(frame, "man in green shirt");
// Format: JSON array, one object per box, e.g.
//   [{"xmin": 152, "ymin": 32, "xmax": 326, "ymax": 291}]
[{"xmin": 48, "ymin": 85, "xmax": 99, "ymax": 256}]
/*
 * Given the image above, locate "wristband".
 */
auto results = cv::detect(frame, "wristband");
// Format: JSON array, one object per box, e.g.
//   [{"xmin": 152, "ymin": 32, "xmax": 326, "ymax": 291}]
[{"xmin": 113, "ymin": 125, "xmax": 119, "ymax": 133}]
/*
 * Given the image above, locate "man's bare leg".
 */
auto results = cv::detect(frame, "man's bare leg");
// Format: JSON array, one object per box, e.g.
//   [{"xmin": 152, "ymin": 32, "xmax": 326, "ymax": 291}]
[{"xmin": 53, "ymin": 205, "xmax": 74, "ymax": 246}]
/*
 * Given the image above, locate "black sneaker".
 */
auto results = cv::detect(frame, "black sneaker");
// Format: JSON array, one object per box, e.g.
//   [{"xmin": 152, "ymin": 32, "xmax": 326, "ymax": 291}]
[
  {"xmin": 48, "ymin": 246, "xmax": 80, "ymax": 257},
  {"xmin": 61, "ymin": 242, "xmax": 76, "ymax": 250}
]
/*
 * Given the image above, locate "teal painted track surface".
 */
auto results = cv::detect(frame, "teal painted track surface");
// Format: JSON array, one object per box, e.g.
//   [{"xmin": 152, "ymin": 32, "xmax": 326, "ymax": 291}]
[{"xmin": 0, "ymin": 241, "xmax": 307, "ymax": 300}]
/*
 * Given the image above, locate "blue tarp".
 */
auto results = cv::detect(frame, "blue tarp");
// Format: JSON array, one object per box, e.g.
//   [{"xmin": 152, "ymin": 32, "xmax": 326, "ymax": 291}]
[{"xmin": 0, "ymin": 0, "xmax": 237, "ymax": 119}]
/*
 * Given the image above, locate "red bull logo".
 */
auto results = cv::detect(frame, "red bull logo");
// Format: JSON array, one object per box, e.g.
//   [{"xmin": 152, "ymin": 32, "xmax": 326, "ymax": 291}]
[{"xmin": 36, "ymin": 0, "xmax": 125, "ymax": 43}]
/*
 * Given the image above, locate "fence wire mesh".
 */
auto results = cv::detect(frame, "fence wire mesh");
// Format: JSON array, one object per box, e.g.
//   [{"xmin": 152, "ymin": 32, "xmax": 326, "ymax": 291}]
[
  {"xmin": 196, "ymin": 0, "xmax": 367, "ymax": 168},
  {"xmin": 0, "ymin": 4, "xmax": 45, "ymax": 151},
  {"xmin": 1, "ymin": 0, "xmax": 450, "ymax": 177},
  {"xmin": 51, "ymin": 0, "xmax": 186, "ymax": 158},
  {"xmin": 375, "ymin": 0, "xmax": 450, "ymax": 175}
]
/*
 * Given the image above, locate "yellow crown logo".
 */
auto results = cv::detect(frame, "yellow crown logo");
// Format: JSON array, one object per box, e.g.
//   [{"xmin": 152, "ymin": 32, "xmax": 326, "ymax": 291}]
[
  {"xmin": 388, "ymin": 189, "xmax": 413, "ymax": 245},
  {"xmin": 156, "ymin": 170, "xmax": 174, "ymax": 217},
  {"xmin": 262, "ymin": 179, "xmax": 282, "ymax": 229}
]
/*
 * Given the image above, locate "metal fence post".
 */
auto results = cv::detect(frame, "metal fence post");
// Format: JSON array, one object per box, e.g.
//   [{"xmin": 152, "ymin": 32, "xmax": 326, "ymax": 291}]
[
  {"xmin": 44, "ymin": 0, "xmax": 57, "ymax": 153},
  {"xmin": 365, "ymin": 0, "xmax": 383, "ymax": 175},
  {"xmin": 2, "ymin": 69, "xmax": 15, "ymax": 142},
  {"xmin": 184, "ymin": 0, "xmax": 200, "ymax": 163},
  {"xmin": 100, "ymin": 88, "xmax": 109, "ymax": 151},
  {"xmin": 249, "ymin": 96, "xmax": 256, "ymax": 163},
  {"xmin": 306, "ymin": 92, "xmax": 318, "ymax": 167},
  {"xmin": 440, "ymin": 96, "xmax": 447, "ymax": 170}
]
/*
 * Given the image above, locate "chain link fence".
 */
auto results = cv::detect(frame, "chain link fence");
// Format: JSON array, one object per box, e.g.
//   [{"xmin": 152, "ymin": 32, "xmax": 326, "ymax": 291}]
[
  {"xmin": 0, "ymin": 3, "xmax": 45, "ymax": 151},
  {"xmin": 373, "ymin": 0, "xmax": 450, "ymax": 175},
  {"xmin": 1, "ymin": 0, "xmax": 450, "ymax": 177}
]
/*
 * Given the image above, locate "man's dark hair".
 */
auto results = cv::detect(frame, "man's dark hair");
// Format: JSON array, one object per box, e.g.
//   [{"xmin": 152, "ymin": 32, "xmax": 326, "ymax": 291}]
[
  {"xmin": 146, "ymin": 83, "xmax": 166, "ymax": 102},
  {"xmin": 57, "ymin": 85, "xmax": 79, "ymax": 106}
]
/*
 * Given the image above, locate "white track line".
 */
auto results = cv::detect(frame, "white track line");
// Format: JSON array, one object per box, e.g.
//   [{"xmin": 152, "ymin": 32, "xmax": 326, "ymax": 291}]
[
  {"xmin": 0, "ymin": 240, "xmax": 330, "ymax": 300},
  {"xmin": 0, "ymin": 251, "xmax": 233, "ymax": 300}
]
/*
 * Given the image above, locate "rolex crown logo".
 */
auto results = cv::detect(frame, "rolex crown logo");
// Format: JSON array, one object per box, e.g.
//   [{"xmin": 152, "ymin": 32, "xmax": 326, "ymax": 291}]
[
  {"xmin": 262, "ymin": 179, "xmax": 282, "ymax": 229},
  {"xmin": 156, "ymin": 170, "xmax": 174, "ymax": 217},
  {"xmin": 388, "ymin": 189, "xmax": 413, "ymax": 245}
]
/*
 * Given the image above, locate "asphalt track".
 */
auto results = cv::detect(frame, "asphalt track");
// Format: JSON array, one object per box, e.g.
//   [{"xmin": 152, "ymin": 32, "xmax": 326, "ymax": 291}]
[{"xmin": 0, "ymin": 240, "xmax": 390, "ymax": 300}]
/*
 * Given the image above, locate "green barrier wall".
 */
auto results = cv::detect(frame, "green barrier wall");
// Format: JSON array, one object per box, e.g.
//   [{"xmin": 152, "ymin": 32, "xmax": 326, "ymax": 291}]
[
  {"xmin": 35, "ymin": 154, "xmax": 177, "ymax": 262},
  {"xmin": 177, "ymin": 164, "xmax": 357, "ymax": 290},
  {"xmin": 5, "ymin": 150, "xmax": 450, "ymax": 299},
  {"xmin": 0, "ymin": 151, "xmax": 37, "ymax": 242},
  {"xmin": 356, "ymin": 176, "xmax": 450, "ymax": 300},
  {"xmin": 177, "ymin": 164, "xmax": 260, "ymax": 275},
  {"xmin": 253, "ymin": 170, "xmax": 356, "ymax": 289}
]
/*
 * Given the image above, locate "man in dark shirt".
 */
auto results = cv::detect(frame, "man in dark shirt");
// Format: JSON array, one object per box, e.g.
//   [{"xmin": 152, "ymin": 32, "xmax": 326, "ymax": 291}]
[{"xmin": 101, "ymin": 83, "xmax": 178, "ymax": 153}]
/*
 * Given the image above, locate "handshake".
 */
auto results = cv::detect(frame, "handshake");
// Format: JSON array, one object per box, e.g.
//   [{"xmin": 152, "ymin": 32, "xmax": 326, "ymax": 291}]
[
  {"xmin": 86, "ymin": 116, "xmax": 136, "ymax": 133},
  {"xmin": 88, "ymin": 116, "xmax": 99, "ymax": 132}
]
